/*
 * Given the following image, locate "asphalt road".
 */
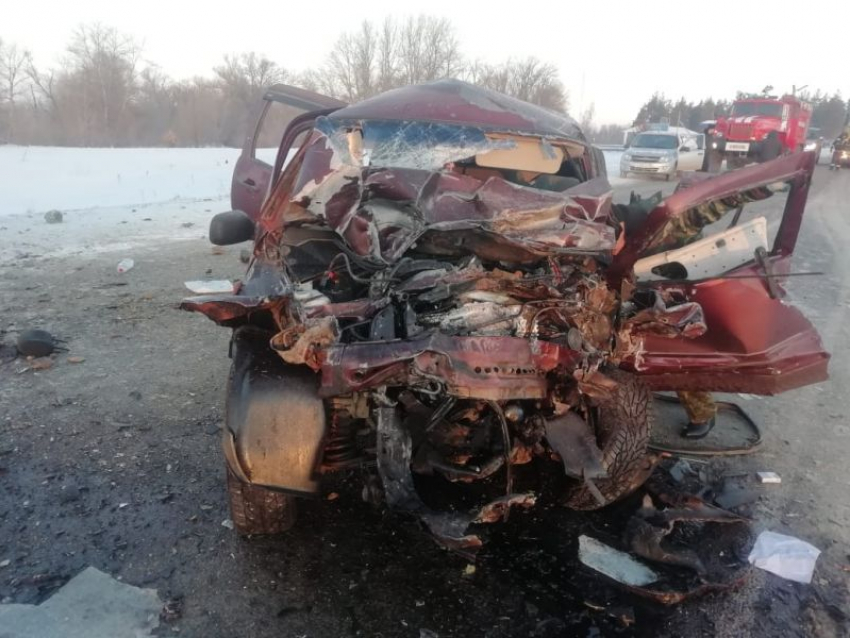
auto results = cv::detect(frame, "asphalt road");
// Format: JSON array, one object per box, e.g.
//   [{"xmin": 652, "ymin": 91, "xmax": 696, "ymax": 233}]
[{"xmin": 1, "ymin": 167, "xmax": 848, "ymax": 637}]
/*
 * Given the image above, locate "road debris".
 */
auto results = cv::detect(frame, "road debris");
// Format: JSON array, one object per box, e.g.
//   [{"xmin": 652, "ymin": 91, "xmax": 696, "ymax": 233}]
[
  {"xmin": 748, "ymin": 530, "xmax": 821, "ymax": 583},
  {"xmin": 578, "ymin": 535, "xmax": 658, "ymax": 586},
  {"xmin": 43, "ymin": 210, "xmax": 63, "ymax": 224},
  {"xmin": 28, "ymin": 357, "xmax": 53, "ymax": 371},
  {"xmin": 757, "ymin": 471, "xmax": 782, "ymax": 484},
  {"xmin": 625, "ymin": 493, "xmax": 748, "ymax": 574},
  {"xmin": 184, "ymin": 280, "xmax": 234, "ymax": 294},
  {"xmin": 221, "ymin": 519, "xmax": 234, "ymax": 530},
  {"xmin": 67, "ymin": 356, "xmax": 86, "ymax": 364},
  {"xmin": 0, "ymin": 566, "xmax": 160, "ymax": 638},
  {"xmin": 16, "ymin": 329, "xmax": 62, "ymax": 357},
  {"xmin": 714, "ymin": 481, "xmax": 761, "ymax": 510},
  {"xmin": 116, "ymin": 258, "xmax": 134, "ymax": 273}
]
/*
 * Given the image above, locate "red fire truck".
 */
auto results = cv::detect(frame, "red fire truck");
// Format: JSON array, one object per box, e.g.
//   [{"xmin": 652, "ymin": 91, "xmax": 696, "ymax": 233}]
[{"xmin": 711, "ymin": 95, "xmax": 813, "ymax": 169}]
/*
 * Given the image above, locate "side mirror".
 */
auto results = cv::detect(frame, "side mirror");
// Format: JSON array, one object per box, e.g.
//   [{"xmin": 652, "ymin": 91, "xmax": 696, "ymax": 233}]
[
  {"xmin": 680, "ymin": 146, "xmax": 691, "ymax": 152},
  {"xmin": 209, "ymin": 210, "xmax": 255, "ymax": 245}
]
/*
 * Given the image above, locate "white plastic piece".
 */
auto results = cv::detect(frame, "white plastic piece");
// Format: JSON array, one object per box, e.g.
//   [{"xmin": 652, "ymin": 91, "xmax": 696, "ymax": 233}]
[
  {"xmin": 183, "ymin": 280, "xmax": 234, "ymax": 294},
  {"xmin": 577, "ymin": 535, "xmax": 658, "ymax": 586},
  {"xmin": 748, "ymin": 531, "xmax": 820, "ymax": 584},
  {"xmin": 757, "ymin": 471, "xmax": 782, "ymax": 484},
  {"xmin": 634, "ymin": 216, "xmax": 768, "ymax": 282},
  {"xmin": 292, "ymin": 282, "xmax": 331, "ymax": 308},
  {"xmin": 116, "ymin": 258, "xmax": 134, "ymax": 273}
]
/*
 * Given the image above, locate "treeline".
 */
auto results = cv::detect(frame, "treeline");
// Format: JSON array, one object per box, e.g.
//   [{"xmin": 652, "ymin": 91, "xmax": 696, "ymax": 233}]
[{"xmin": 0, "ymin": 19, "xmax": 569, "ymax": 148}]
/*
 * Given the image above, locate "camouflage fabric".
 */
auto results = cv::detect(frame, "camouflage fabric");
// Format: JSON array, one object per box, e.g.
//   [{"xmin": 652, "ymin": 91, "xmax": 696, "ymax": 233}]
[{"xmin": 676, "ymin": 390, "xmax": 717, "ymax": 424}]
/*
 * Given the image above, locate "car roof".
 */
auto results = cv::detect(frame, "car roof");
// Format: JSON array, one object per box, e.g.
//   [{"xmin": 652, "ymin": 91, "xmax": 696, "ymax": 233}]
[{"xmin": 326, "ymin": 79, "xmax": 585, "ymax": 141}]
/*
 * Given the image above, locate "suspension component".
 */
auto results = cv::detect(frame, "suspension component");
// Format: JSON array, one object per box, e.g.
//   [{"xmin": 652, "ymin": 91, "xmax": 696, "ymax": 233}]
[{"xmin": 322, "ymin": 397, "xmax": 362, "ymax": 470}]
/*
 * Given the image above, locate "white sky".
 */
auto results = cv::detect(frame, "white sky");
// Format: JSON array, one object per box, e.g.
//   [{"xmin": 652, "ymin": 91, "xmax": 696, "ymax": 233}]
[{"xmin": 4, "ymin": 0, "xmax": 849, "ymax": 124}]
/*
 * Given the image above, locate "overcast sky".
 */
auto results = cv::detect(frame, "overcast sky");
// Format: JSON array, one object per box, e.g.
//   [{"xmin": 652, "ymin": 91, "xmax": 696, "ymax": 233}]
[{"xmin": 5, "ymin": 0, "xmax": 849, "ymax": 124}]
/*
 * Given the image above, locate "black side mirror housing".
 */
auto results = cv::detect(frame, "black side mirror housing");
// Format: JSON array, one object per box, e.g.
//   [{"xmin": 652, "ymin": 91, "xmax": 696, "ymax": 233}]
[
  {"xmin": 680, "ymin": 146, "xmax": 691, "ymax": 152},
  {"xmin": 209, "ymin": 210, "xmax": 255, "ymax": 245}
]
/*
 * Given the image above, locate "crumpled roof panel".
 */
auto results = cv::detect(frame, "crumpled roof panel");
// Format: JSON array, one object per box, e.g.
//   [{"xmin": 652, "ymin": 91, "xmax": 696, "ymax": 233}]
[{"xmin": 328, "ymin": 79, "xmax": 584, "ymax": 141}]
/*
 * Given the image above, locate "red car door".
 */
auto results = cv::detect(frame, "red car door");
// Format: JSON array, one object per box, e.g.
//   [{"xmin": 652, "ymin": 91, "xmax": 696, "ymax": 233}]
[
  {"xmin": 232, "ymin": 85, "xmax": 346, "ymax": 220},
  {"xmin": 613, "ymin": 152, "xmax": 829, "ymax": 395}
]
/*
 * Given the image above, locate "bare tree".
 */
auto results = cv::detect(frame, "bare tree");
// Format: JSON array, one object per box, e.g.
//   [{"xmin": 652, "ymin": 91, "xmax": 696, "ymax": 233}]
[
  {"xmin": 323, "ymin": 15, "xmax": 462, "ymax": 101},
  {"xmin": 579, "ymin": 102, "xmax": 595, "ymax": 133},
  {"xmin": 214, "ymin": 52, "xmax": 287, "ymax": 101},
  {"xmin": 397, "ymin": 16, "xmax": 461, "ymax": 85},
  {"xmin": 214, "ymin": 52, "xmax": 289, "ymax": 146},
  {"xmin": 325, "ymin": 21, "xmax": 379, "ymax": 102},
  {"xmin": 464, "ymin": 57, "xmax": 568, "ymax": 113},
  {"xmin": 62, "ymin": 24, "xmax": 142, "ymax": 145},
  {"xmin": 0, "ymin": 39, "xmax": 32, "ymax": 141}
]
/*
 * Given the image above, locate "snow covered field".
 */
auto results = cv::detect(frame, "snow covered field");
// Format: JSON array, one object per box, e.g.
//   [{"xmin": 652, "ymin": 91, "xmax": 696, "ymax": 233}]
[
  {"xmin": 0, "ymin": 145, "xmax": 626, "ymax": 265},
  {"xmin": 0, "ymin": 146, "xmax": 278, "ymax": 216},
  {"xmin": 0, "ymin": 146, "xmax": 277, "ymax": 264}
]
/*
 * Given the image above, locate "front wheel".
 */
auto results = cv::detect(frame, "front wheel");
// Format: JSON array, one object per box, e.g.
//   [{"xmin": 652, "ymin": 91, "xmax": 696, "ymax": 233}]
[
  {"xmin": 563, "ymin": 370, "xmax": 655, "ymax": 510},
  {"xmin": 226, "ymin": 466, "xmax": 298, "ymax": 536}
]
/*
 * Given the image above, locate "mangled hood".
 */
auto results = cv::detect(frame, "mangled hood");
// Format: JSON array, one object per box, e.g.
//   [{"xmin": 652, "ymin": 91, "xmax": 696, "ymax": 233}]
[{"xmin": 268, "ymin": 116, "xmax": 615, "ymax": 266}]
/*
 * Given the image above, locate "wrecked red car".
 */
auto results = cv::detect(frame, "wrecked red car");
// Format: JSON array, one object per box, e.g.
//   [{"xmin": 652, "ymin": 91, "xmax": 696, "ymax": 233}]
[{"xmin": 182, "ymin": 80, "xmax": 828, "ymax": 551}]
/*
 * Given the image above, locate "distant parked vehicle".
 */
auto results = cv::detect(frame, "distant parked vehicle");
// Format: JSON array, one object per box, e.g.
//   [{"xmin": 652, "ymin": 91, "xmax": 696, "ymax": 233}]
[{"xmin": 620, "ymin": 127, "xmax": 704, "ymax": 180}]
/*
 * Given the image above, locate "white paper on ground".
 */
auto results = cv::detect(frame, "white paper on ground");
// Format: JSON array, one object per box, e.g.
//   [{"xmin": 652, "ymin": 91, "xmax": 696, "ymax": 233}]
[
  {"xmin": 578, "ymin": 535, "xmax": 658, "ymax": 586},
  {"xmin": 184, "ymin": 280, "xmax": 234, "ymax": 294},
  {"xmin": 747, "ymin": 530, "xmax": 821, "ymax": 584}
]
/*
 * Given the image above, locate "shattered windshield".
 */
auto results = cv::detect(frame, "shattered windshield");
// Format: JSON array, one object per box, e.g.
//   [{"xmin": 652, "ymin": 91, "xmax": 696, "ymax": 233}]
[
  {"xmin": 731, "ymin": 102, "xmax": 783, "ymax": 118},
  {"xmin": 316, "ymin": 117, "xmax": 515, "ymax": 170},
  {"xmin": 631, "ymin": 134, "xmax": 678, "ymax": 150}
]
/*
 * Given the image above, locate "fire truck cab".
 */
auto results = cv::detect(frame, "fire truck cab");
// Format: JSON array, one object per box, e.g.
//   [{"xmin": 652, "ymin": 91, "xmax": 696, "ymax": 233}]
[{"xmin": 713, "ymin": 95, "xmax": 812, "ymax": 169}]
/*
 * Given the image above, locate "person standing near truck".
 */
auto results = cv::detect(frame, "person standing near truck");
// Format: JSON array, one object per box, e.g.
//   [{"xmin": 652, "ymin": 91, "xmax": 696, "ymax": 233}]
[{"xmin": 702, "ymin": 123, "xmax": 718, "ymax": 172}]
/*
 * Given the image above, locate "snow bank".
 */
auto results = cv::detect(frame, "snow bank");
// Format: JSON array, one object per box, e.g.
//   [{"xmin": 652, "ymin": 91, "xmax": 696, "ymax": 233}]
[{"xmin": 0, "ymin": 145, "xmax": 276, "ymax": 217}]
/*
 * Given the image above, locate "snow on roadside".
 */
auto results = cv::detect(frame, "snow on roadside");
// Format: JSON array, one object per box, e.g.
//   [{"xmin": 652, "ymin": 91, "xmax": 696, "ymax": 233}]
[
  {"xmin": 0, "ymin": 196, "xmax": 227, "ymax": 264},
  {"xmin": 0, "ymin": 146, "xmax": 279, "ymax": 265},
  {"xmin": 0, "ymin": 145, "xmax": 276, "ymax": 217}
]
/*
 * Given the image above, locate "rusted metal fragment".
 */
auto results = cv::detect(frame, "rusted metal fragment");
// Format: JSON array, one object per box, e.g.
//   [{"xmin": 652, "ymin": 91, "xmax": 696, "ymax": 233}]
[
  {"xmin": 622, "ymin": 301, "xmax": 707, "ymax": 339},
  {"xmin": 271, "ymin": 317, "xmax": 338, "ymax": 370},
  {"xmin": 573, "ymin": 368, "xmax": 619, "ymax": 401},
  {"xmin": 624, "ymin": 493, "xmax": 748, "ymax": 574},
  {"xmin": 179, "ymin": 295, "xmax": 275, "ymax": 324},
  {"xmin": 474, "ymin": 493, "xmax": 536, "ymax": 524},
  {"xmin": 621, "ymin": 577, "xmax": 749, "ymax": 606}
]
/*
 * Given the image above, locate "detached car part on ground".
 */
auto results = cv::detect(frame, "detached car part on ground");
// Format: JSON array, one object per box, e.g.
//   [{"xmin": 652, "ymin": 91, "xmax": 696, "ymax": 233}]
[{"xmin": 182, "ymin": 80, "xmax": 829, "ymax": 553}]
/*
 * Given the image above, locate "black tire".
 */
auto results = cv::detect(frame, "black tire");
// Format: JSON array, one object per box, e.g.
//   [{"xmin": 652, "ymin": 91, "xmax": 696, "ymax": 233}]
[
  {"xmin": 563, "ymin": 370, "xmax": 654, "ymax": 510},
  {"xmin": 223, "ymin": 330, "xmax": 299, "ymax": 536},
  {"xmin": 226, "ymin": 466, "xmax": 298, "ymax": 536}
]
